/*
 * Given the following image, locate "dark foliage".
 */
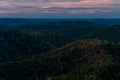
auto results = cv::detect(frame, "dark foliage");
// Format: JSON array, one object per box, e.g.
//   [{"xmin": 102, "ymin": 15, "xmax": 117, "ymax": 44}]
[
  {"xmin": 0, "ymin": 40, "xmax": 120, "ymax": 80},
  {"xmin": 0, "ymin": 20, "xmax": 120, "ymax": 80},
  {"xmin": 19, "ymin": 21, "xmax": 120, "ymax": 41},
  {"xmin": 0, "ymin": 30, "xmax": 70, "ymax": 62}
]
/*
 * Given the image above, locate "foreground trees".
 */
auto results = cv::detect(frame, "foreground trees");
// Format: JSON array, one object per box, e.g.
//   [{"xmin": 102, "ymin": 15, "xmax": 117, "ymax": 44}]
[{"xmin": 0, "ymin": 40, "xmax": 120, "ymax": 80}]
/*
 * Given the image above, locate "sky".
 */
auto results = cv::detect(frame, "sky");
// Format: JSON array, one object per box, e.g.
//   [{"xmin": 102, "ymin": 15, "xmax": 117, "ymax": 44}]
[{"xmin": 0, "ymin": 0, "xmax": 120, "ymax": 18}]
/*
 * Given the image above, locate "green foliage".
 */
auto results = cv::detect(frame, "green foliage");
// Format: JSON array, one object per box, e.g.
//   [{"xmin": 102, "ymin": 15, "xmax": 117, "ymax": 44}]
[
  {"xmin": 0, "ymin": 30, "xmax": 70, "ymax": 62},
  {"xmin": 0, "ymin": 21, "xmax": 120, "ymax": 80},
  {"xmin": 19, "ymin": 21, "xmax": 120, "ymax": 41},
  {"xmin": 0, "ymin": 40, "xmax": 120, "ymax": 80}
]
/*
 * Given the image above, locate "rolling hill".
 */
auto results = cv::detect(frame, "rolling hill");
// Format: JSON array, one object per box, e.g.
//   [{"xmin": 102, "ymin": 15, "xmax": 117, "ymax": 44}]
[
  {"xmin": 0, "ymin": 40, "xmax": 120, "ymax": 80},
  {"xmin": 0, "ymin": 30, "xmax": 70, "ymax": 62},
  {"xmin": 0, "ymin": 20, "xmax": 120, "ymax": 80},
  {"xmin": 19, "ymin": 21, "xmax": 120, "ymax": 41}
]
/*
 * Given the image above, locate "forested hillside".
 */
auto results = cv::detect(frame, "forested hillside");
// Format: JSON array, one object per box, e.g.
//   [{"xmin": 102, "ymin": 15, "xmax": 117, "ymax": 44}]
[
  {"xmin": 0, "ymin": 20, "xmax": 120, "ymax": 80},
  {"xmin": 19, "ymin": 21, "xmax": 120, "ymax": 41},
  {"xmin": 0, "ymin": 40, "xmax": 120, "ymax": 80},
  {"xmin": 0, "ymin": 30, "xmax": 70, "ymax": 62}
]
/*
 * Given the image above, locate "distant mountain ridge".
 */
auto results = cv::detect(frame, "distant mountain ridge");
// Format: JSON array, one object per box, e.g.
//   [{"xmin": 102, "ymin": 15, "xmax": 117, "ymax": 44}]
[{"xmin": 0, "ymin": 18, "xmax": 120, "ymax": 26}]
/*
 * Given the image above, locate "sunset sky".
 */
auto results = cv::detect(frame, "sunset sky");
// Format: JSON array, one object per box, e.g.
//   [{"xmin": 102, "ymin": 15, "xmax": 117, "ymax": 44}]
[{"xmin": 0, "ymin": 0, "xmax": 120, "ymax": 18}]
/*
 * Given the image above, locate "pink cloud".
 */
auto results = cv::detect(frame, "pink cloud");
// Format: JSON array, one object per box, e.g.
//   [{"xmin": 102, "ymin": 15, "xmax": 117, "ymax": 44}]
[
  {"xmin": 0, "ymin": 1, "xmax": 11, "ymax": 7},
  {"xmin": 0, "ymin": 0, "xmax": 120, "ymax": 15}
]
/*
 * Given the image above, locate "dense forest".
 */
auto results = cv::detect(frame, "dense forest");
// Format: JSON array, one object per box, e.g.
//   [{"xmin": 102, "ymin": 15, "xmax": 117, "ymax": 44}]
[
  {"xmin": 0, "ymin": 30, "xmax": 70, "ymax": 62},
  {"xmin": 0, "ymin": 20, "xmax": 120, "ymax": 80}
]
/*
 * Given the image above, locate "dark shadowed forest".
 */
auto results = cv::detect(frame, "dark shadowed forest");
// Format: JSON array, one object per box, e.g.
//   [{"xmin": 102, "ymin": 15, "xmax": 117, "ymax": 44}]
[{"xmin": 0, "ymin": 19, "xmax": 120, "ymax": 80}]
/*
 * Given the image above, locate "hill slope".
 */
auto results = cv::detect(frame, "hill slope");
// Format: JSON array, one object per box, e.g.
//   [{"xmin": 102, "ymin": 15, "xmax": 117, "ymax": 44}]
[
  {"xmin": 0, "ymin": 30, "xmax": 70, "ymax": 62},
  {"xmin": 19, "ymin": 21, "xmax": 120, "ymax": 41},
  {"xmin": 84, "ymin": 25, "xmax": 120, "ymax": 42},
  {"xmin": 0, "ymin": 40, "xmax": 120, "ymax": 80}
]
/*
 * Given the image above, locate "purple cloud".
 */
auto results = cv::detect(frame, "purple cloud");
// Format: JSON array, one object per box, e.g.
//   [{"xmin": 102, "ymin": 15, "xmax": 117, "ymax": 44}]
[{"xmin": 0, "ymin": 0, "xmax": 120, "ymax": 18}]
